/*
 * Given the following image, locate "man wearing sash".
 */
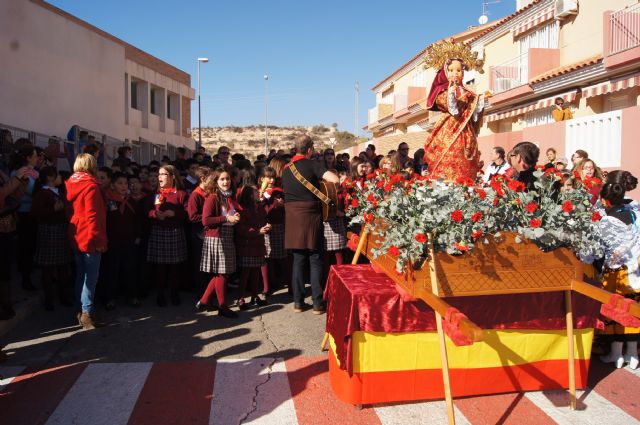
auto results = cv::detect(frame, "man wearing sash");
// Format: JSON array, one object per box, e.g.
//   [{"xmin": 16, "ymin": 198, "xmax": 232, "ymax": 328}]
[{"xmin": 282, "ymin": 135, "xmax": 339, "ymax": 313}]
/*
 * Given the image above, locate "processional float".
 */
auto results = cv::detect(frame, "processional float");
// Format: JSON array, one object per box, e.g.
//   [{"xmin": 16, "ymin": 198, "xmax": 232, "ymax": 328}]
[{"xmin": 322, "ymin": 224, "xmax": 640, "ymax": 425}]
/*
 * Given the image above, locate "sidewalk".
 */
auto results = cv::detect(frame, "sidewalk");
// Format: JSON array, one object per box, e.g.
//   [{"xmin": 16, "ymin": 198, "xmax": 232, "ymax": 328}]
[{"xmin": 0, "ymin": 274, "xmax": 43, "ymax": 338}]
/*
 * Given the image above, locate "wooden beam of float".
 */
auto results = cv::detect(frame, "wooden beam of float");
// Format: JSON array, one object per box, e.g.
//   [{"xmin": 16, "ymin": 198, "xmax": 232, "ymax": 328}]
[{"xmin": 571, "ymin": 279, "xmax": 640, "ymax": 318}]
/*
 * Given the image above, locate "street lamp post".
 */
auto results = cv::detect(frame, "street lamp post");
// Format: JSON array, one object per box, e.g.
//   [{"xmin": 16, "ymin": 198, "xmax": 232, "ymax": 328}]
[
  {"xmin": 197, "ymin": 57, "xmax": 209, "ymax": 150},
  {"xmin": 264, "ymin": 74, "xmax": 269, "ymax": 155}
]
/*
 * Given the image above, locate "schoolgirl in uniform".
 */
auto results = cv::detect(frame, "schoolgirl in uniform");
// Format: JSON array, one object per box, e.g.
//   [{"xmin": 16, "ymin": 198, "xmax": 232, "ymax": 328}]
[
  {"xmin": 104, "ymin": 172, "xmax": 141, "ymax": 309},
  {"xmin": 146, "ymin": 165, "xmax": 188, "ymax": 307},
  {"xmin": 187, "ymin": 166, "xmax": 210, "ymax": 301},
  {"xmin": 31, "ymin": 166, "xmax": 73, "ymax": 310},
  {"xmin": 236, "ymin": 185, "xmax": 270, "ymax": 309},
  {"xmin": 259, "ymin": 167, "xmax": 287, "ymax": 294},
  {"xmin": 199, "ymin": 168, "xmax": 240, "ymax": 318}
]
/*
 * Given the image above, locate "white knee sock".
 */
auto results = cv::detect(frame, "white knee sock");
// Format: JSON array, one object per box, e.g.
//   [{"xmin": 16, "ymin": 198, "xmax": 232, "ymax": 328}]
[{"xmin": 600, "ymin": 341, "xmax": 624, "ymax": 369}]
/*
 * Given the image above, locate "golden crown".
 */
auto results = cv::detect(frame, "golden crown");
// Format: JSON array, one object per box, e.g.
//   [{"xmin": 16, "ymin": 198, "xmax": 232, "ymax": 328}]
[{"xmin": 424, "ymin": 38, "xmax": 484, "ymax": 73}]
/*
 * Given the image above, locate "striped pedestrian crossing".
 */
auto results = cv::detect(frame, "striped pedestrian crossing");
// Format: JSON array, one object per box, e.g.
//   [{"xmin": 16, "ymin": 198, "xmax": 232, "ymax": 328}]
[{"xmin": 0, "ymin": 358, "xmax": 638, "ymax": 425}]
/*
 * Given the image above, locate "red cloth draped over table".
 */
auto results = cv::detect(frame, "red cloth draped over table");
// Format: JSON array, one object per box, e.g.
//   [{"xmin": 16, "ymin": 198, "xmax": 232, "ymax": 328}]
[{"xmin": 325, "ymin": 264, "xmax": 602, "ymax": 376}]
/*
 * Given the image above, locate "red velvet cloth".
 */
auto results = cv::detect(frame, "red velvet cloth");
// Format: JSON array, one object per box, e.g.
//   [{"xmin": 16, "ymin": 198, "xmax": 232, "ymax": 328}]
[{"xmin": 325, "ymin": 264, "xmax": 601, "ymax": 375}]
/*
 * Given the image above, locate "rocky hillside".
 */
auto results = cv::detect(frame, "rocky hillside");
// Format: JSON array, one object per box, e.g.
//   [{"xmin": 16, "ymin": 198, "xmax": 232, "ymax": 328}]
[{"xmin": 192, "ymin": 124, "xmax": 362, "ymax": 159}]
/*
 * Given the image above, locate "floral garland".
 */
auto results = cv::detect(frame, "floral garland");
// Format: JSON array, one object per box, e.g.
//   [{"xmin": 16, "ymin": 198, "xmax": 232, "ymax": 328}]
[{"xmin": 346, "ymin": 168, "xmax": 604, "ymax": 273}]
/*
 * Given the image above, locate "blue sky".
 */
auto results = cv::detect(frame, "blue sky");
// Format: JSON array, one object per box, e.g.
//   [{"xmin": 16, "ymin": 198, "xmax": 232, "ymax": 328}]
[{"xmin": 49, "ymin": 0, "xmax": 515, "ymax": 134}]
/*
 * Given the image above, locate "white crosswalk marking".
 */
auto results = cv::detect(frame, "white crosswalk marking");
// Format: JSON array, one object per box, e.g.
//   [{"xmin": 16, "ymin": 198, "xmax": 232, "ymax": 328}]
[
  {"xmin": 0, "ymin": 365, "xmax": 26, "ymax": 392},
  {"xmin": 375, "ymin": 400, "xmax": 471, "ymax": 425},
  {"xmin": 525, "ymin": 389, "xmax": 639, "ymax": 425},
  {"xmin": 45, "ymin": 362, "xmax": 152, "ymax": 425},
  {"xmin": 210, "ymin": 358, "xmax": 297, "ymax": 425}
]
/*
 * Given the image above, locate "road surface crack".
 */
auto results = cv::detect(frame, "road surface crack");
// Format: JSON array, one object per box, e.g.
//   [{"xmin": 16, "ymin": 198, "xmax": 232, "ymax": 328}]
[{"xmin": 238, "ymin": 357, "xmax": 276, "ymax": 424}]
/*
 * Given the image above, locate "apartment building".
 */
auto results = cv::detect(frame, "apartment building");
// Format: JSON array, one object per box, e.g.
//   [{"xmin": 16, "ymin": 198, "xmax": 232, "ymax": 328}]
[
  {"xmin": 356, "ymin": 0, "xmax": 640, "ymax": 197},
  {"xmin": 0, "ymin": 0, "xmax": 195, "ymax": 166}
]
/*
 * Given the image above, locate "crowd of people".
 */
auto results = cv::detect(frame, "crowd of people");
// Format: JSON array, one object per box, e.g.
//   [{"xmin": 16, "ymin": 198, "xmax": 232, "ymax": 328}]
[{"xmin": 0, "ymin": 131, "xmax": 637, "ymax": 369}]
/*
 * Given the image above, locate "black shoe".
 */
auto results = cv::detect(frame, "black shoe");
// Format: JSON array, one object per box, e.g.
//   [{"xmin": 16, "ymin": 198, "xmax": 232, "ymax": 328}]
[
  {"xmin": 218, "ymin": 305, "xmax": 238, "ymax": 318},
  {"xmin": 44, "ymin": 299, "xmax": 55, "ymax": 311},
  {"xmin": 21, "ymin": 280, "xmax": 36, "ymax": 291},
  {"xmin": 252, "ymin": 296, "xmax": 268, "ymax": 307},
  {"xmin": 237, "ymin": 300, "xmax": 249, "ymax": 311},
  {"xmin": 156, "ymin": 294, "xmax": 167, "ymax": 307},
  {"xmin": 312, "ymin": 304, "xmax": 327, "ymax": 315},
  {"xmin": 196, "ymin": 301, "xmax": 209, "ymax": 312},
  {"xmin": 293, "ymin": 302, "xmax": 310, "ymax": 313},
  {"xmin": 170, "ymin": 293, "xmax": 181, "ymax": 306}
]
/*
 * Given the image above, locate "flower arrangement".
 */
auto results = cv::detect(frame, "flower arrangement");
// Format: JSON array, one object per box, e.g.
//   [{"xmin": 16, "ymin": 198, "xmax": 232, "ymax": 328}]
[{"xmin": 346, "ymin": 168, "xmax": 603, "ymax": 273}]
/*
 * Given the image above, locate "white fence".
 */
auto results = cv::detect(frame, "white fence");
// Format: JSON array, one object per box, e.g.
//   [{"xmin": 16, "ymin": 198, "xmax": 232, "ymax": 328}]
[
  {"xmin": 610, "ymin": 3, "xmax": 640, "ymax": 55},
  {"xmin": 565, "ymin": 110, "xmax": 622, "ymax": 168}
]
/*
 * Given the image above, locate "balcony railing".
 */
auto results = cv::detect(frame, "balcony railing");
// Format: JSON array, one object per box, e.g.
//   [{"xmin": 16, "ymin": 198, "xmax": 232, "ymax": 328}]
[
  {"xmin": 394, "ymin": 94, "xmax": 408, "ymax": 112},
  {"xmin": 491, "ymin": 52, "xmax": 528, "ymax": 94},
  {"xmin": 610, "ymin": 3, "xmax": 640, "ymax": 55},
  {"xmin": 368, "ymin": 107, "xmax": 379, "ymax": 125}
]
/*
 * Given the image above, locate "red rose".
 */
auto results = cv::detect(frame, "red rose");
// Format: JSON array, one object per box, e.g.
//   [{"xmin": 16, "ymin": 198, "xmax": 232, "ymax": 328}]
[
  {"xmin": 471, "ymin": 212, "xmax": 483, "ymax": 222},
  {"xmin": 372, "ymin": 200, "xmax": 378, "ymax": 208},
  {"xmin": 451, "ymin": 210, "xmax": 464, "ymax": 223},
  {"xmin": 544, "ymin": 167, "xmax": 557, "ymax": 176},
  {"xmin": 573, "ymin": 171, "xmax": 581, "ymax": 180},
  {"xmin": 375, "ymin": 180, "xmax": 385, "ymax": 189},
  {"xmin": 363, "ymin": 213, "xmax": 374, "ymax": 223},
  {"xmin": 366, "ymin": 194, "xmax": 376, "ymax": 203},
  {"xmin": 474, "ymin": 188, "xmax": 487, "ymax": 200},
  {"xmin": 415, "ymin": 233, "xmax": 427, "ymax": 243},
  {"xmin": 366, "ymin": 173, "xmax": 376, "ymax": 179},
  {"xmin": 530, "ymin": 218, "xmax": 542, "ymax": 228},
  {"xmin": 383, "ymin": 183, "xmax": 393, "ymax": 192},
  {"xmin": 351, "ymin": 199, "xmax": 359, "ymax": 208},
  {"xmin": 456, "ymin": 177, "xmax": 474, "ymax": 187},
  {"xmin": 562, "ymin": 200, "xmax": 574, "ymax": 213},
  {"xmin": 472, "ymin": 230, "xmax": 483, "ymax": 239},
  {"xmin": 535, "ymin": 165, "xmax": 545, "ymax": 171},
  {"xmin": 388, "ymin": 246, "xmax": 400, "ymax": 256},
  {"xmin": 525, "ymin": 202, "xmax": 538, "ymax": 213},
  {"xmin": 507, "ymin": 180, "xmax": 526, "ymax": 192},
  {"xmin": 592, "ymin": 211, "xmax": 602, "ymax": 222},
  {"xmin": 515, "ymin": 198, "xmax": 521, "ymax": 205},
  {"xmin": 493, "ymin": 197, "xmax": 499, "ymax": 206},
  {"xmin": 454, "ymin": 242, "xmax": 470, "ymax": 252}
]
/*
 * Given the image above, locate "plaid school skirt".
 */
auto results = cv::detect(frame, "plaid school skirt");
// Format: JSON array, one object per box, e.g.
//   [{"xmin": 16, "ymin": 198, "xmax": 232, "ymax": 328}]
[
  {"xmin": 239, "ymin": 256, "xmax": 265, "ymax": 268},
  {"xmin": 265, "ymin": 223, "xmax": 286, "ymax": 259},
  {"xmin": 34, "ymin": 223, "xmax": 73, "ymax": 266},
  {"xmin": 323, "ymin": 217, "xmax": 347, "ymax": 251},
  {"xmin": 200, "ymin": 225, "xmax": 236, "ymax": 274},
  {"xmin": 146, "ymin": 225, "xmax": 187, "ymax": 264}
]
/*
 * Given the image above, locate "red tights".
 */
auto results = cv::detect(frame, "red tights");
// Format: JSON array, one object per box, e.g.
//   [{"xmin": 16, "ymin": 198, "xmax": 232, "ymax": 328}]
[{"xmin": 200, "ymin": 274, "xmax": 227, "ymax": 307}]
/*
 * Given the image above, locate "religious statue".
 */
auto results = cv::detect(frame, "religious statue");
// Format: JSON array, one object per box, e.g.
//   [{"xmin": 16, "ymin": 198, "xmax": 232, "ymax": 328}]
[{"xmin": 423, "ymin": 39, "xmax": 486, "ymax": 182}]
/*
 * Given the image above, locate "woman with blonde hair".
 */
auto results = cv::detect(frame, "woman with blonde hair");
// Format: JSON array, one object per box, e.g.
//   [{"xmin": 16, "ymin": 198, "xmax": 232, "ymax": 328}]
[{"xmin": 66, "ymin": 153, "xmax": 107, "ymax": 329}]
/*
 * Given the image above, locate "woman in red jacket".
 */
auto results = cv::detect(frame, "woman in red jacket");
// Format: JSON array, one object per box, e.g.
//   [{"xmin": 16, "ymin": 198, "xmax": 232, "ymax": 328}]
[
  {"xmin": 66, "ymin": 153, "xmax": 107, "ymax": 330},
  {"xmin": 146, "ymin": 165, "xmax": 188, "ymax": 307}
]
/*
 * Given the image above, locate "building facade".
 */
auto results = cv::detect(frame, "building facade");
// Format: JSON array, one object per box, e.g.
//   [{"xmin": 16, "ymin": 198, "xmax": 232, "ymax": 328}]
[
  {"xmin": 0, "ymin": 0, "xmax": 195, "ymax": 165},
  {"xmin": 356, "ymin": 0, "xmax": 640, "ymax": 196}
]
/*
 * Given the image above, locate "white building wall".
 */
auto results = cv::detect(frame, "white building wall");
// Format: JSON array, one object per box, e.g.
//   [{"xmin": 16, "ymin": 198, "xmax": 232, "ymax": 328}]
[{"xmin": 0, "ymin": 0, "xmax": 125, "ymax": 139}]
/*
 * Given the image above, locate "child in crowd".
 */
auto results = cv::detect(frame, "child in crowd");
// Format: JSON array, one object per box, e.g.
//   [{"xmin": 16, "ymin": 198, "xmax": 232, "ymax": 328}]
[
  {"xmin": 259, "ymin": 167, "xmax": 287, "ymax": 294},
  {"xmin": 323, "ymin": 170, "xmax": 347, "ymax": 281},
  {"xmin": 236, "ymin": 185, "xmax": 270, "ymax": 309},
  {"xmin": 138, "ymin": 166, "xmax": 151, "ymax": 193},
  {"xmin": 187, "ymin": 166, "xmax": 210, "ymax": 303},
  {"xmin": 104, "ymin": 172, "xmax": 141, "ymax": 309},
  {"xmin": 147, "ymin": 168, "xmax": 159, "ymax": 194},
  {"xmin": 97, "ymin": 166, "xmax": 112, "ymax": 193},
  {"xmin": 183, "ymin": 159, "xmax": 199, "ymax": 195},
  {"xmin": 146, "ymin": 165, "xmax": 188, "ymax": 307},
  {"xmin": 31, "ymin": 167, "xmax": 73, "ymax": 310},
  {"xmin": 199, "ymin": 169, "xmax": 240, "ymax": 318},
  {"xmin": 128, "ymin": 174, "xmax": 146, "ymax": 202}
]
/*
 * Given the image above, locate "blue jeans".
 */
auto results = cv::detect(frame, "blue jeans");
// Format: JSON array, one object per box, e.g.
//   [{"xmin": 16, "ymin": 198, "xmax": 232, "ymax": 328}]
[{"xmin": 74, "ymin": 252, "xmax": 102, "ymax": 313}]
